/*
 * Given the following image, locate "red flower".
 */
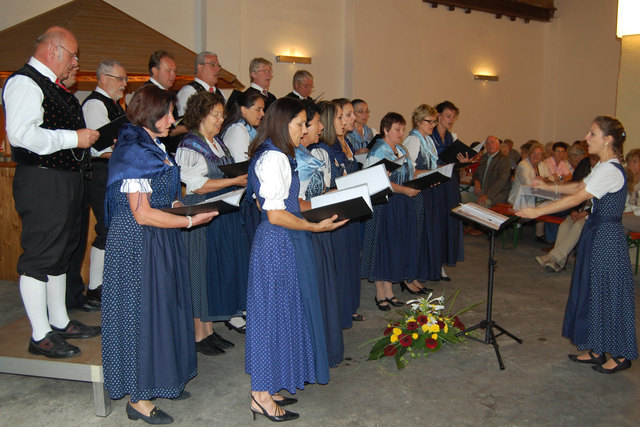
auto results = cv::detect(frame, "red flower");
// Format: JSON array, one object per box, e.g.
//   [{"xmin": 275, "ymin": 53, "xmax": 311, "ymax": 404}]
[
  {"xmin": 453, "ymin": 316, "xmax": 465, "ymax": 331},
  {"xmin": 383, "ymin": 344, "xmax": 398, "ymax": 356},
  {"xmin": 399, "ymin": 334, "xmax": 413, "ymax": 347},
  {"xmin": 425, "ymin": 337, "xmax": 438, "ymax": 349},
  {"xmin": 383, "ymin": 327, "xmax": 394, "ymax": 336},
  {"xmin": 406, "ymin": 321, "xmax": 419, "ymax": 331},
  {"xmin": 417, "ymin": 315, "xmax": 429, "ymax": 325},
  {"xmin": 437, "ymin": 320, "xmax": 445, "ymax": 329}
]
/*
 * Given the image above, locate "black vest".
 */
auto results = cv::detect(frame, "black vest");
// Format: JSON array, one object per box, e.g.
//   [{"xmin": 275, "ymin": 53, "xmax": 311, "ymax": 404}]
[
  {"xmin": 6, "ymin": 64, "xmax": 88, "ymax": 172},
  {"xmin": 82, "ymin": 90, "xmax": 125, "ymax": 122},
  {"xmin": 188, "ymin": 80, "xmax": 225, "ymax": 105}
]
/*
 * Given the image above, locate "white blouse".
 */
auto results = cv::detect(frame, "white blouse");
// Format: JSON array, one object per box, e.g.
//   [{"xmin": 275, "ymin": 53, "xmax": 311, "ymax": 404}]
[
  {"xmin": 584, "ymin": 159, "xmax": 624, "ymax": 199},
  {"xmin": 175, "ymin": 137, "xmax": 226, "ymax": 195},
  {"xmin": 255, "ymin": 150, "xmax": 292, "ymax": 211},
  {"xmin": 222, "ymin": 123, "xmax": 250, "ymax": 162}
]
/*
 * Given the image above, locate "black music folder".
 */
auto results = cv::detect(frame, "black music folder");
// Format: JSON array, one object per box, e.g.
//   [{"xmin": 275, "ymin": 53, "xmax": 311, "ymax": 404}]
[
  {"xmin": 219, "ymin": 161, "xmax": 249, "ymax": 178},
  {"xmin": 93, "ymin": 114, "xmax": 129, "ymax": 151}
]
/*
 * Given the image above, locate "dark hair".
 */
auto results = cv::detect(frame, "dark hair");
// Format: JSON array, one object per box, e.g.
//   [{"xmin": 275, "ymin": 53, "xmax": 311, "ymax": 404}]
[
  {"xmin": 380, "ymin": 112, "xmax": 406, "ymax": 135},
  {"xmin": 148, "ymin": 50, "xmax": 174, "ymax": 74},
  {"xmin": 435, "ymin": 100, "xmax": 459, "ymax": 115},
  {"xmin": 318, "ymin": 100, "xmax": 340, "ymax": 146},
  {"xmin": 302, "ymin": 100, "xmax": 321, "ymax": 126},
  {"xmin": 332, "ymin": 98, "xmax": 352, "ymax": 109},
  {"xmin": 221, "ymin": 89, "xmax": 266, "ymax": 134},
  {"xmin": 248, "ymin": 98, "xmax": 304, "ymax": 158},
  {"xmin": 552, "ymin": 141, "xmax": 568, "ymax": 152},
  {"xmin": 593, "ymin": 115, "xmax": 626, "ymax": 161},
  {"xmin": 182, "ymin": 91, "xmax": 224, "ymax": 131},
  {"xmin": 127, "ymin": 85, "xmax": 176, "ymax": 133},
  {"xmin": 351, "ymin": 99, "xmax": 366, "ymax": 109}
]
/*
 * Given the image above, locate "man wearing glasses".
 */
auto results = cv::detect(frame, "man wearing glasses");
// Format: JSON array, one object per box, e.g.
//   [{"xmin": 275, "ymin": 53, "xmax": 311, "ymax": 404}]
[
  {"xmin": 3, "ymin": 26, "xmax": 101, "ymax": 358},
  {"xmin": 247, "ymin": 57, "xmax": 277, "ymax": 110},
  {"xmin": 285, "ymin": 70, "xmax": 314, "ymax": 101},
  {"xmin": 177, "ymin": 51, "xmax": 225, "ymax": 116},
  {"xmin": 77, "ymin": 59, "xmax": 128, "ymax": 310}
]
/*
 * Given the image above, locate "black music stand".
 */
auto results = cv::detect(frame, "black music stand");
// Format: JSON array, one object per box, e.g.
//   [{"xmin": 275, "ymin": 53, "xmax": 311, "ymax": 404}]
[{"xmin": 452, "ymin": 204, "xmax": 523, "ymax": 370}]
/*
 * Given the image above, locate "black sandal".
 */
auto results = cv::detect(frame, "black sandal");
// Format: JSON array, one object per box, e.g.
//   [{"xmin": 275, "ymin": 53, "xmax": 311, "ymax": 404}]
[
  {"xmin": 592, "ymin": 357, "xmax": 632, "ymax": 374},
  {"xmin": 351, "ymin": 313, "xmax": 365, "ymax": 321},
  {"xmin": 568, "ymin": 351, "xmax": 606, "ymax": 365}
]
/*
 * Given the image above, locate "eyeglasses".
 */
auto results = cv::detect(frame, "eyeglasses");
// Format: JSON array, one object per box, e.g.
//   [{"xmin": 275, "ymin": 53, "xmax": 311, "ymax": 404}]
[
  {"xmin": 210, "ymin": 111, "xmax": 225, "ymax": 120},
  {"xmin": 255, "ymin": 68, "xmax": 273, "ymax": 75},
  {"xmin": 105, "ymin": 74, "xmax": 128, "ymax": 83},
  {"xmin": 355, "ymin": 109, "xmax": 370, "ymax": 114},
  {"xmin": 57, "ymin": 44, "xmax": 78, "ymax": 62},
  {"xmin": 423, "ymin": 119, "xmax": 438, "ymax": 125},
  {"xmin": 202, "ymin": 62, "xmax": 221, "ymax": 68}
]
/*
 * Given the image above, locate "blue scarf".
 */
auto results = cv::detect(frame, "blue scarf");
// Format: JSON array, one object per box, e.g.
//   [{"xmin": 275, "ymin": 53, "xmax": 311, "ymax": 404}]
[
  {"xmin": 410, "ymin": 129, "xmax": 439, "ymax": 170},
  {"xmin": 295, "ymin": 145, "xmax": 325, "ymax": 182}
]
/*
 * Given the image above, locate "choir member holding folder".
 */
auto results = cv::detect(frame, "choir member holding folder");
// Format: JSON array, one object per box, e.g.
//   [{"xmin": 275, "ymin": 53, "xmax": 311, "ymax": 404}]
[
  {"xmin": 403, "ymin": 104, "xmax": 446, "ymax": 286},
  {"xmin": 361, "ymin": 112, "xmax": 422, "ymax": 311},
  {"xmin": 102, "ymin": 85, "xmax": 216, "ymax": 423},
  {"xmin": 245, "ymin": 98, "xmax": 346, "ymax": 422},
  {"xmin": 296, "ymin": 100, "xmax": 344, "ymax": 367},
  {"xmin": 176, "ymin": 91, "xmax": 250, "ymax": 352}
]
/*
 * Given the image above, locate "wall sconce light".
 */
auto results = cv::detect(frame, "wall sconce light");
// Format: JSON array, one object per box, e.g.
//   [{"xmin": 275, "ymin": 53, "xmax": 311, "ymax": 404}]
[
  {"xmin": 276, "ymin": 55, "xmax": 312, "ymax": 64},
  {"xmin": 617, "ymin": 0, "xmax": 640, "ymax": 38},
  {"xmin": 474, "ymin": 74, "xmax": 499, "ymax": 82}
]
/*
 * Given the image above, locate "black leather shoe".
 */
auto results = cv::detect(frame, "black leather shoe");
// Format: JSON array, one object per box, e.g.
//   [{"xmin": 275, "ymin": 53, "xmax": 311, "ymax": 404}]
[
  {"xmin": 418, "ymin": 286, "xmax": 433, "ymax": 295},
  {"xmin": 196, "ymin": 339, "xmax": 225, "ymax": 356},
  {"xmin": 273, "ymin": 396, "xmax": 298, "ymax": 407},
  {"xmin": 28, "ymin": 331, "xmax": 80, "ymax": 358},
  {"xmin": 86, "ymin": 286, "xmax": 102, "ymax": 307},
  {"xmin": 399, "ymin": 282, "xmax": 422, "ymax": 295},
  {"xmin": 205, "ymin": 331, "xmax": 234, "ymax": 349},
  {"xmin": 67, "ymin": 302, "xmax": 100, "ymax": 312},
  {"xmin": 592, "ymin": 358, "xmax": 632, "ymax": 374},
  {"xmin": 568, "ymin": 351, "xmax": 606, "ymax": 365},
  {"xmin": 375, "ymin": 297, "xmax": 390, "ymax": 311},
  {"xmin": 251, "ymin": 396, "xmax": 299, "ymax": 422},
  {"xmin": 386, "ymin": 296, "xmax": 404, "ymax": 307},
  {"xmin": 440, "ymin": 276, "xmax": 452, "ymax": 282},
  {"xmin": 51, "ymin": 319, "xmax": 101, "ymax": 339},
  {"xmin": 224, "ymin": 321, "xmax": 246, "ymax": 334},
  {"xmin": 126, "ymin": 402, "xmax": 173, "ymax": 424}
]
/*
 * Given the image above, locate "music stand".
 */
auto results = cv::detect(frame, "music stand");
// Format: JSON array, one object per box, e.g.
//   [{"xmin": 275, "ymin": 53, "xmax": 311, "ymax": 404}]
[{"xmin": 452, "ymin": 203, "xmax": 523, "ymax": 370}]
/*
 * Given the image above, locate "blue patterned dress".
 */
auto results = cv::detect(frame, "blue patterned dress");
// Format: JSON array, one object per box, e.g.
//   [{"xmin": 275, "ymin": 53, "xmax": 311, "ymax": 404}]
[
  {"xmin": 563, "ymin": 161, "xmax": 638, "ymax": 360},
  {"xmin": 102, "ymin": 124, "xmax": 196, "ymax": 402},
  {"xmin": 245, "ymin": 140, "xmax": 329, "ymax": 393},
  {"xmin": 346, "ymin": 124, "xmax": 375, "ymax": 152},
  {"xmin": 361, "ymin": 139, "xmax": 421, "ymax": 282},
  {"xmin": 177, "ymin": 132, "xmax": 248, "ymax": 322}
]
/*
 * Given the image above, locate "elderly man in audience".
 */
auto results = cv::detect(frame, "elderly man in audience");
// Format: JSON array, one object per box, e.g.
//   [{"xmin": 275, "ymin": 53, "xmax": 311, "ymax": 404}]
[
  {"xmin": 285, "ymin": 70, "xmax": 314, "ymax": 100},
  {"xmin": 540, "ymin": 141, "xmax": 572, "ymax": 182},
  {"xmin": 177, "ymin": 51, "xmax": 225, "ymax": 116},
  {"xmin": 3, "ymin": 26, "xmax": 101, "ymax": 358},
  {"xmin": 462, "ymin": 135, "xmax": 512, "ymax": 208},
  {"xmin": 79, "ymin": 59, "xmax": 128, "ymax": 308}
]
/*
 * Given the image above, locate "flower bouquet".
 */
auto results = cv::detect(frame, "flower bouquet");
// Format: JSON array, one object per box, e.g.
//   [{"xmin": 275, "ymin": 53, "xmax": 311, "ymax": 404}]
[{"xmin": 367, "ymin": 290, "xmax": 478, "ymax": 369}]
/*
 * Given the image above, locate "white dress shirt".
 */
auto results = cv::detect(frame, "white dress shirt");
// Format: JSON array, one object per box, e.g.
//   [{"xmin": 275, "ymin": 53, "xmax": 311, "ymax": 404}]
[
  {"xmin": 82, "ymin": 86, "xmax": 115, "ymax": 157},
  {"xmin": 176, "ymin": 77, "xmax": 212, "ymax": 117}
]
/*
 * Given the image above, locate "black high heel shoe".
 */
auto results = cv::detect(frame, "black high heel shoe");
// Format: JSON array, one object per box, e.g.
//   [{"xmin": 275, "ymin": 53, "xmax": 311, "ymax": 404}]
[
  {"xmin": 400, "ymin": 282, "xmax": 422, "ymax": 296},
  {"xmin": 251, "ymin": 395, "xmax": 299, "ymax": 422},
  {"xmin": 374, "ymin": 297, "xmax": 391, "ymax": 311},
  {"xmin": 272, "ymin": 395, "xmax": 298, "ymax": 407},
  {"xmin": 386, "ymin": 296, "xmax": 404, "ymax": 307}
]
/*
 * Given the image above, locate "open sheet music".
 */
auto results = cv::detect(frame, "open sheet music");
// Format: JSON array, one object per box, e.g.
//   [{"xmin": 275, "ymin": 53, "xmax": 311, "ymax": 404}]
[
  {"xmin": 404, "ymin": 163, "xmax": 454, "ymax": 190},
  {"xmin": 452, "ymin": 202, "xmax": 516, "ymax": 231},
  {"xmin": 162, "ymin": 188, "xmax": 246, "ymax": 216},
  {"xmin": 301, "ymin": 184, "xmax": 372, "ymax": 222},
  {"xmin": 335, "ymin": 164, "xmax": 392, "ymax": 204}
]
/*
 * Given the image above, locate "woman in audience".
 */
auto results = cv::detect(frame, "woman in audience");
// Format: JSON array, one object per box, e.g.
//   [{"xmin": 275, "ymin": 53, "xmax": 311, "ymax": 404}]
[
  {"xmin": 623, "ymin": 148, "xmax": 640, "ymax": 232},
  {"xmin": 245, "ymin": 98, "xmax": 346, "ymax": 421},
  {"xmin": 176, "ymin": 91, "xmax": 249, "ymax": 353},
  {"xmin": 518, "ymin": 115, "xmax": 637, "ymax": 374},
  {"xmin": 102, "ymin": 85, "xmax": 216, "ymax": 423},
  {"xmin": 432, "ymin": 101, "xmax": 463, "ymax": 280},
  {"xmin": 347, "ymin": 98, "xmax": 375, "ymax": 153},
  {"xmin": 296, "ymin": 100, "xmax": 344, "ymax": 367},
  {"xmin": 403, "ymin": 104, "xmax": 444, "ymax": 287},
  {"xmin": 361, "ymin": 112, "xmax": 421, "ymax": 310},
  {"xmin": 221, "ymin": 89, "xmax": 266, "ymax": 161}
]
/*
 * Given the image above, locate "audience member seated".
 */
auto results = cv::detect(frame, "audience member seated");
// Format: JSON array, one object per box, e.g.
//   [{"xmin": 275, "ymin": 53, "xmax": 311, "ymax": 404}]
[
  {"xmin": 461, "ymin": 135, "xmax": 512, "ymax": 208},
  {"xmin": 508, "ymin": 142, "xmax": 544, "ymax": 210},
  {"xmin": 540, "ymin": 141, "xmax": 572, "ymax": 182},
  {"xmin": 502, "ymin": 138, "xmax": 521, "ymax": 171},
  {"xmin": 623, "ymin": 149, "xmax": 640, "ymax": 232}
]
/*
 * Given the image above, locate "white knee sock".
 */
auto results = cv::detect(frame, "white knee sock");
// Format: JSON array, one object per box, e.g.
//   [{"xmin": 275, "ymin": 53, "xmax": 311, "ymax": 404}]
[
  {"xmin": 228, "ymin": 316, "xmax": 246, "ymax": 328},
  {"xmin": 46, "ymin": 274, "xmax": 70, "ymax": 329},
  {"xmin": 89, "ymin": 247, "xmax": 105, "ymax": 290},
  {"xmin": 19, "ymin": 275, "xmax": 51, "ymax": 341}
]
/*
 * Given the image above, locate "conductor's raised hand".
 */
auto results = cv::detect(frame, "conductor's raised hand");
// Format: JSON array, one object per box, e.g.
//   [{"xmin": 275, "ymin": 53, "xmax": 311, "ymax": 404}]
[{"xmin": 76, "ymin": 128, "xmax": 100, "ymax": 148}]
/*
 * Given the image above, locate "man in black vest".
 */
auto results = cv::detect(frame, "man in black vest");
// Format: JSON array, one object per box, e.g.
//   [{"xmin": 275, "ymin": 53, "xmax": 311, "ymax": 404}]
[
  {"xmin": 176, "ymin": 51, "xmax": 225, "ymax": 116},
  {"xmin": 78, "ymin": 59, "xmax": 128, "ymax": 309},
  {"xmin": 285, "ymin": 70, "xmax": 314, "ymax": 101},
  {"xmin": 3, "ymin": 26, "xmax": 101, "ymax": 358}
]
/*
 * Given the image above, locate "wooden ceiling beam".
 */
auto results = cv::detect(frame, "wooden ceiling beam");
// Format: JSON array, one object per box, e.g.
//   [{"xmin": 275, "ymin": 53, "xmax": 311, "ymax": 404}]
[{"xmin": 427, "ymin": 0, "xmax": 555, "ymax": 22}]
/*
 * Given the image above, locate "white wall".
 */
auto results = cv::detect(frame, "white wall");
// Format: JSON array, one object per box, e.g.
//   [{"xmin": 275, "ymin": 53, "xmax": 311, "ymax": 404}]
[
  {"xmin": 0, "ymin": 0, "xmax": 624, "ymax": 149},
  {"xmin": 616, "ymin": 35, "xmax": 640, "ymax": 152}
]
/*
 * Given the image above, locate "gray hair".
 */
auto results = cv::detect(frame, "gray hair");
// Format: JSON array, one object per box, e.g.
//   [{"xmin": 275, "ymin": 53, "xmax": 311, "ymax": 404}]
[
  {"xmin": 293, "ymin": 70, "xmax": 312, "ymax": 86},
  {"xmin": 249, "ymin": 57, "xmax": 272, "ymax": 80},
  {"xmin": 96, "ymin": 59, "xmax": 124, "ymax": 79},
  {"xmin": 568, "ymin": 144, "xmax": 585, "ymax": 158},
  {"xmin": 195, "ymin": 51, "xmax": 218, "ymax": 74}
]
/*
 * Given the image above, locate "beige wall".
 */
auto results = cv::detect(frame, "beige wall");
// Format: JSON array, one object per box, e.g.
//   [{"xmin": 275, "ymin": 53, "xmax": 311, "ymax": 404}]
[
  {"xmin": 0, "ymin": 0, "xmax": 624, "ymax": 149},
  {"xmin": 616, "ymin": 35, "xmax": 640, "ymax": 152}
]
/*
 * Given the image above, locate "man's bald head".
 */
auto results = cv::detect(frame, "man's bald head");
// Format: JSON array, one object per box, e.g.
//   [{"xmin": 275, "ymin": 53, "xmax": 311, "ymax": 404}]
[{"xmin": 33, "ymin": 26, "xmax": 78, "ymax": 81}]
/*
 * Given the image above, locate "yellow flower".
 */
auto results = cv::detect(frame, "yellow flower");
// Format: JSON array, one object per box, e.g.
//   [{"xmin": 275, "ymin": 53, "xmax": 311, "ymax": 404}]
[
  {"xmin": 407, "ymin": 317, "xmax": 415, "ymax": 323},
  {"xmin": 431, "ymin": 333, "xmax": 438, "ymax": 340},
  {"xmin": 428, "ymin": 324, "xmax": 440, "ymax": 333},
  {"xmin": 444, "ymin": 324, "xmax": 449, "ymax": 333},
  {"xmin": 390, "ymin": 335, "xmax": 398, "ymax": 343},
  {"xmin": 392, "ymin": 327, "xmax": 402, "ymax": 336},
  {"xmin": 412, "ymin": 333, "xmax": 418, "ymax": 339},
  {"xmin": 421, "ymin": 324, "xmax": 429, "ymax": 332}
]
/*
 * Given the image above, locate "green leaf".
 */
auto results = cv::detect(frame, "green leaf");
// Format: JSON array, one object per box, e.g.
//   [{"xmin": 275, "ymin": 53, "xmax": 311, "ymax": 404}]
[{"xmin": 367, "ymin": 336, "xmax": 391, "ymax": 360}]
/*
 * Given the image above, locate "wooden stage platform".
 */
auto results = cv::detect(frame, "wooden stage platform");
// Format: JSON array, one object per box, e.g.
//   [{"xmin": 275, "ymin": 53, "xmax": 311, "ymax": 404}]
[{"xmin": 0, "ymin": 310, "xmax": 110, "ymax": 417}]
